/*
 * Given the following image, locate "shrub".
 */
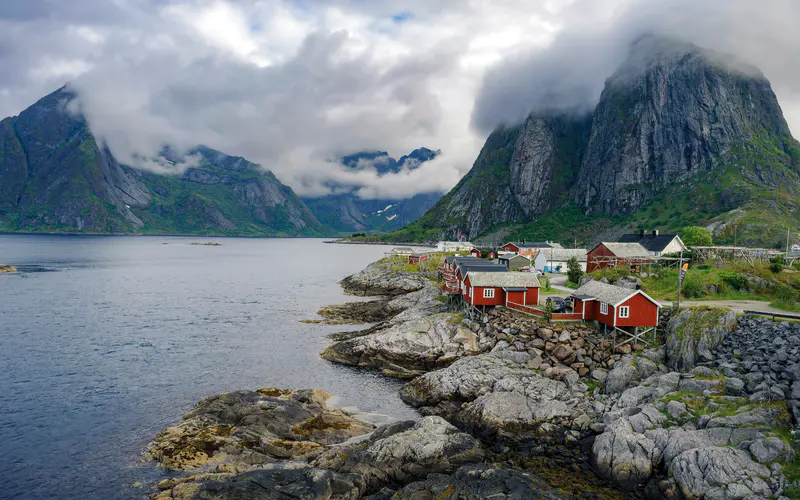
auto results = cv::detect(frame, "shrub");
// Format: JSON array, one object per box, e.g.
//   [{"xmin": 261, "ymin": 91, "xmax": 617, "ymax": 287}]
[
  {"xmin": 681, "ymin": 226, "xmax": 713, "ymax": 246},
  {"xmin": 681, "ymin": 276, "xmax": 706, "ymax": 298},
  {"xmin": 567, "ymin": 256, "xmax": 583, "ymax": 284},
  {"xmin": 715, "ymin": 281, "xmax": 730, "ymax": 295},
  {"xmin": 770, "ymin": 255, "xmax": 785, "ymax": 274},
  {"xmin": 542, "ymin": 278, "xmax": 551, "ymax": 290},
  {"xmin": 718, "ymin": 271, "xmax": 749, "ymax": 291},
  {"xmin": 542, "ymin": 300, "xmax": 555, "ymax": 323},
  {"xmin": 775, "ymin": 284, "xmax": 798, "ymax": 304}
]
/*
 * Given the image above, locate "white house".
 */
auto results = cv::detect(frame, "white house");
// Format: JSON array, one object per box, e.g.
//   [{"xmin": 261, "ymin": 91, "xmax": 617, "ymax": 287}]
[
  {"xmin": 618, "ymin": 230, "xmax": 686, "ymax": 257},
  {"xmin": 538, "ymin": 248, "xmax": 588, "ymax": 273},
  {"xmin": 436, "ymin": 241, "xmax": 474, "ymax": 252},
  {"xmin": 792, "ymin": 243, "xmax": 800, "ymax": 252}
]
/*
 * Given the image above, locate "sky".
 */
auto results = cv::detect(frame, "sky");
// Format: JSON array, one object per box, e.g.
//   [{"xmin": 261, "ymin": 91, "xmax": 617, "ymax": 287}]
[{"xmin": 1, "ymin": 0, "xmax": 799, "ymax": 199}]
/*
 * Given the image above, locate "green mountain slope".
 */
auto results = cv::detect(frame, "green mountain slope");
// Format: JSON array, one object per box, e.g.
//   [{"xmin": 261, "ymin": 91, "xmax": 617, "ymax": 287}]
[{"xmin": 0, "ymin": 88, "xmax": 327, "ymax": 236}]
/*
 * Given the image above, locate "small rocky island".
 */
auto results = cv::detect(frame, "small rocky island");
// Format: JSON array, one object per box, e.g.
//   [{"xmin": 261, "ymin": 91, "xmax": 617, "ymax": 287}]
[
  {"xmin": 0, "ymin": 264, "xmax": 17, "ymax": 273},
  {"xmin": 190, "ymin": 241, "xmax": 223, "ymax": 246},
  {"xmin": 146, "ymin": 256, "xmax": 800, "ymax": 499}
]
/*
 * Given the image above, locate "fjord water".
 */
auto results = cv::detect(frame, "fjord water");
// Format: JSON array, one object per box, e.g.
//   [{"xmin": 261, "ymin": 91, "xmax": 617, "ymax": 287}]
[{"xmin": 0, "ymin": 236, "xmax": 416, "ymax": 499}]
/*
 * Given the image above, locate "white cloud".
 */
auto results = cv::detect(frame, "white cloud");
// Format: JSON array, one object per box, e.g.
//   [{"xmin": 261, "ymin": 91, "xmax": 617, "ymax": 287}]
[{"xmin": 0, "ymin": 0, "xmax": 798, "ymax": 201}]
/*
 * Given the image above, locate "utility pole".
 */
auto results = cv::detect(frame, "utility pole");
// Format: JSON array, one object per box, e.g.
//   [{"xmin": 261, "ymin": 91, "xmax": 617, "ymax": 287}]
[
  {"xmin": 676, "ymin": 249, "xmax": 685, "ymax": 311},
  {"xmin": 787, "ymin": 228, "xmax": 791, "ymax": 255}
]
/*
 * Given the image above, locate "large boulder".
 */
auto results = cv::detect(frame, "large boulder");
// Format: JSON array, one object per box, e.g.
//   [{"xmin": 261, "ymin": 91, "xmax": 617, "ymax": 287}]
[
  {"xmin": 337, "ymin": 416, "xmax": 484, "ymax": 491},
  {"xmin": 154, "ymin": 466, "xmax": 364, "ymax": 500},
  {"xmin": 665, "ymin": 307, "xmax": 737, "ymax": 371},
  {"xmin": 321, "ymin": 312, "xmax": 489, "ymax": 378},
  {"xmin": 668, "ymin": 447, "xmax": 773, "ymax": 499},
  {"xmin": 146, "ymin": 388, "xmax": 375, "ymax": 471},
  {"xmin": 592, "ymin": 416, "xmax": 662, "ymax": 490},
  {"xmin": 400, "ymin": 350, "xmax": 533, "ymax": 407},
  {"xmin": 340, "ymin": 259, "xmax": 429, "ymax": 296},
  {"xmin": 390, "ymin": 464, "xmax": 569, "ymax": 499}
]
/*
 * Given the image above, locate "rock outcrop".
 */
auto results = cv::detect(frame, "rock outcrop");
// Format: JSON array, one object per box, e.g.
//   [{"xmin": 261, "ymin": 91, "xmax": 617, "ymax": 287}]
[
  {"xmin": 0, "ymin": 264, "xmax": 16, "ymax": 273},
  {"xmin": 151, "ymin": 411, "xmax": 488, "ymax": 500},
  {"xmin": 339, "ymin": 259, "xmax": 430, "ymax": 296},
  {"xmin": 665, "ymin": 307, "xmax": 738, "ymax": 371},
  {"xmin": 146, "ymin": 388, "xmax": 375, "ymax": 471}
]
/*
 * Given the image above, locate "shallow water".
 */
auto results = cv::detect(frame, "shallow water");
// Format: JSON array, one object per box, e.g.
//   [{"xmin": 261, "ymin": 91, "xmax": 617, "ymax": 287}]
[{"xmin": 0, "ymin": 235, "xmax": 418, "ymax": 499}]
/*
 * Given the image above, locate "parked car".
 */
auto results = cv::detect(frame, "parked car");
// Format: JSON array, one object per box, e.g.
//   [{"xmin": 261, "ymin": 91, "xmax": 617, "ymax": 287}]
[{"xmin": 546, "ymin": 297, "xmax": 566, "ymax": 313}]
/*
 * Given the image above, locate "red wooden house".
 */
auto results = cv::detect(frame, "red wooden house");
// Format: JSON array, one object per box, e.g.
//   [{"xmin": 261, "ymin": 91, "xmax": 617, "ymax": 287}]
[
  {"xmin": 586, "ymin": 242, "xmax": 651, "ymax": 273},
  {"xmin": 462, "ymin": 272, "xmax": 540, "ymax": 307},
  {"xmin": 408, "ymin": 254, "xmax": 430, "ymax": 264},
  {"xmin": 501, "ymin": 241, "xmax": 553, "ymax": 258},
  {"xmin": 470, "ymin": 248, "xmax": 481, "ymax": 257},
  {"xmin": 570, "ymin": 280, "xmax": 660, "ymax": 343}
]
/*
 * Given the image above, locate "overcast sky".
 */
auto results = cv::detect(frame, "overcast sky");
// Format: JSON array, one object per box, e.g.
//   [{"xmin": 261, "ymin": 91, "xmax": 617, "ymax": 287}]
[{"xmin": 1, "ymin": 0, "xmax": 799, "ymax": 199}]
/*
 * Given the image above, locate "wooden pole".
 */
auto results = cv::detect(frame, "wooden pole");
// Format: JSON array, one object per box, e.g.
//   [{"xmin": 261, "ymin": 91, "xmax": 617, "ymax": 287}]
[{"xmin": 678, "ymin": 253, "xmax": 685, "ymax": 308}]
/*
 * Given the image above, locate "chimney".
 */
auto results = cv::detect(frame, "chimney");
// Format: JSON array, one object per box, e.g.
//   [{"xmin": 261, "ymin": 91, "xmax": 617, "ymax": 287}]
[
  {"xmin": 652, "ymin": 229, "xmax": 659, "ymax": 237},
  {"xmin": 640, "ymin": 229, "xmax": 646, "ymax": 237}
]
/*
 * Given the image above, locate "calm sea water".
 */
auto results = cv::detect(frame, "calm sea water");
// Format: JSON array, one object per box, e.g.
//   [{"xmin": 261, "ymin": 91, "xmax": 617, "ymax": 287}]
[{"xmin": 0, "ymin": 235, "xmax": 418, "ymax": 499}]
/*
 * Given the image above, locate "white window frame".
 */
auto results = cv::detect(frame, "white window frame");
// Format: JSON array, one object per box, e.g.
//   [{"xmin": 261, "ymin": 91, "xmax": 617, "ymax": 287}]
[
  {"xmin": 468, "ymin": 287, "xmax": 472, "ymax": 297},
  {"xmin": 619, "ymin": 306, "xmax": 630, "ymax": 318},
  {"xmin": 600, "ymin": 302, "xmax": 609, "ymax": 315},
  {"xmin": 483, "ymin": 288, "xmax": 495, "ymax": 299}
]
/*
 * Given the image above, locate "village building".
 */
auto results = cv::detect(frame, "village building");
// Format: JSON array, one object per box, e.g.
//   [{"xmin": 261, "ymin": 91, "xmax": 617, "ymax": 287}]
[
  {"xmin": 538, "ymin": 248, "xmax": 588, "ymax": 273},
  {"xmin": 498, "ymin": 253, "xmax": 531, "ymax": 271},
  {"xmin": 391, "ymin": 247, "xmax": 414, "ymax": 256},
  {"xmin": 500, "ymin": 241, "xmax": 561, "ymax": 257},
  {"xmin": 586, "ymin": 242, "xmax": 651, "ymax": 273},
  {"xmin": 408, "ymin": 254, "xmax": 429, "ymax": 264},
  {"xmin": 618, "ymin": 230, "xmax": 686, "ymax": 256},
  {"xmin": 792, "ymin": 243, "xmax": 800, "ymax": 252},
  {"xmin": 470, "ymin": 247, "xmax": 496, "ymax": 258},
  {"xmin": 569, "ymin": 280, "xmax": 660, "ymax": 344},
  {"xmin": 463, "ymin": 271, "xmax": 540, "ymax": 307},
  {"xmin": 436, "ymin": 241, "xmax": 474, "ymax": 252}
]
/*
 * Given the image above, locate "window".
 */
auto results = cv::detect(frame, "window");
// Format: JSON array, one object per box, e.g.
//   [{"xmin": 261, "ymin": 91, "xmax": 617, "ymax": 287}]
[
  {"xmin": 619, "ymin": 306, "xmax": 630, "ymax": 318},
  {"xmin": 600, "ymin": 302, "xmax": 609, "ymax": 315},
  {"xmin": 483, "ymin": 288, "xmax": 495, "ymax": 299},
  {"xmin": 468, "ymin": 287, "xmax": 472, "ymax": 297}
]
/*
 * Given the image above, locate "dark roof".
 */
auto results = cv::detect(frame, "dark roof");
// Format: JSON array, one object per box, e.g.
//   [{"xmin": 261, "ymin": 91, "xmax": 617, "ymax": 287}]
[
  {"xmin": 446, "ymin": 255, "xmax": 479, "ymax": 264},
  {"xmin": 504, "ymin": 287, "xmax": 528, "ymax": 292},
  {"xmin": 474, "ymin": 247, "xmax": 495, "ymax": 252},
  {"xmin": 618, "ymin": 233, "xmax": 679, "ymax": 252},
  {"xmin": 457, "ymin": 263, "xmax": 507, "ymax": 274},
  {"xmin": 572, "ymin": 294, "xmax": 594, "ymax": 301},
  {"xmin": 504, "ymin": 241, "xmax": 552, "ymax": 249},
  {"xmin": 499, "ymin": 254, "xmax": 530, "ymax": 262}
]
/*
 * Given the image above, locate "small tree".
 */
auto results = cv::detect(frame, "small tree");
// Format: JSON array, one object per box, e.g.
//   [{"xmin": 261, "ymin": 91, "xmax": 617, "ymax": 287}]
[
  {"xmin": 567, "ymin": 256, "xmax": 583, "ymax": 285},
  {"xmin": 542, "ymin": 300, "xmax": 555, "ymax": 323},
  {"xmin": 681, "ymin": 226, "xmax": 713, "ymax": 246}
]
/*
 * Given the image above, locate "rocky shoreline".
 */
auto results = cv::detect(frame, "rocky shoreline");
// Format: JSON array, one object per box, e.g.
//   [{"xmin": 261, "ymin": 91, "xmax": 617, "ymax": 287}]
[
  {"xmin": 145, "ymin": 256, "xmax": 800, "ymax": 499},
  {"xmin": 0, "ymin": 264, "xmax": 16, "ymax": 273}
]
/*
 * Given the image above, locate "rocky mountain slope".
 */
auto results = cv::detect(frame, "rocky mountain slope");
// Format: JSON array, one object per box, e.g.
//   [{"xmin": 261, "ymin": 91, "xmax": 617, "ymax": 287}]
[
  {"xmin": 388, "ymin": 36, "xmax": 800, "ymax": 247},
  {"xmin": 0, "ymin": 87, "xmax": 325, "ymax": 236},
  {"xmin": 303, "ymin": 148, "xmax": 443, "ymax": 233}
]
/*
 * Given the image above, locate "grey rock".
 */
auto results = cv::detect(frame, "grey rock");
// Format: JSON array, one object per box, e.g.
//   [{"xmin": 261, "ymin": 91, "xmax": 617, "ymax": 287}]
[
  {"xmin": 592, "ymin": 417, "xmax": 661, "ymax": 490},
  {"xmin": 666, "ymin": 400, "xmax": 687, "ymax": 419},
  {"xmin": 392, "ymin": 464, "xmax": 569, "ymax": 499},
  {"xmin": 669, "ymin": 447, "xmax": 773, "ymax": 499},
  {"xmin": 665, "ymin": 308, "xmax": 737, "ymax": 371}
]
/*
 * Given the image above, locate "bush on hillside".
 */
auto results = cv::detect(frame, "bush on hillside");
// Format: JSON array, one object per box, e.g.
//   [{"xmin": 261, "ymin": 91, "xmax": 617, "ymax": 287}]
[
  {"xmin": 718, "ymin": 271, "xmax": 749, "ymax": 291},
  {"xmin": 681, "ymin": 226, "xmax": 713, "ymax": 246},
  {"xmin": 681, "ymin": 276, "xmax": 706, "ymax": 298}
]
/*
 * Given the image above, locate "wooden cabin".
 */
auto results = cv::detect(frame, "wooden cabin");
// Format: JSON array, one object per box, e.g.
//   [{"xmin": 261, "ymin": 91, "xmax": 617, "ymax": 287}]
[
  {"xmin": 570, "ymin": 280, "xmax": 659, "ymax": 333},
  {"xmin": 586, "ymin": 242, "xmax": 651, "ymax": 273},
  {"xmin": 618, "ymin": 230, "xmax": 686, "ymax": 257},
  {"xmin": 408, "ymin": 254, "xmax": 429, "ymax": 264},
  {"xmin": 463, "ymin": 271, "xmax": 540, "ymax": 307},
  {"xmin": 500, "ymin": 241, "xmax": 555, "ymax": 257},
  {"xmin": 498, "ymin": 253, "xmax": 531, "ymax": 271}
]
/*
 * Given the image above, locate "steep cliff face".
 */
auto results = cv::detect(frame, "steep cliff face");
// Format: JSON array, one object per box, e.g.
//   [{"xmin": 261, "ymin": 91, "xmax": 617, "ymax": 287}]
[
  {"xmin": 0, "ymin": 88, "xmax": 325, "ymax": 236},
  {"xmin": 391, "ymin": 36, "xmax": 799, "ymax": 246},
  {"xmin": 573, "ymin": 36, "xmax": 798, "ymax": 215},
  {"xmin": 400, "ymin": 114, "xmax": 591, "ymax": 240}
]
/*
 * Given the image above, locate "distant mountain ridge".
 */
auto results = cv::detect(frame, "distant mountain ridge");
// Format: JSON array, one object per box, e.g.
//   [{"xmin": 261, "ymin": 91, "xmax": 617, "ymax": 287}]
[
  {"xmin": 0, "ymin": 87, "xmax": 325, "ymax": 236},
  {"xmin": 302, "ymin": 147, "xmax": 444, "ymax": 233},
  {"xmin": 385, "ymin": 36, "xmax": 800, "ymax": 247}
]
